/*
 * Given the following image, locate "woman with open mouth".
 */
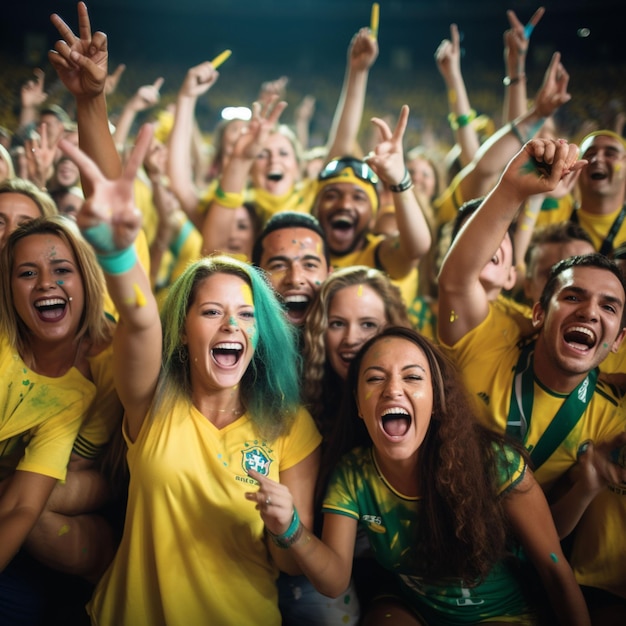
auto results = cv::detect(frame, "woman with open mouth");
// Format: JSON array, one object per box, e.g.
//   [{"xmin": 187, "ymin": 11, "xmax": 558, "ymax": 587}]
[
  {"xmin": 251, "ymin": 327, "xmax": 590, "ymax": 626},
  {"xmin": 0, "ymin": 215, "xmax": 121, "ymax": 622},
  {"xmin": 61, "ymin": 125, "xmax": 321, "ymax": 626}
]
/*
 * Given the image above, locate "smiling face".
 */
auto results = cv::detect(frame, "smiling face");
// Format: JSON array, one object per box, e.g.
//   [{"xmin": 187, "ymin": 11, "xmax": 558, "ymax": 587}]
[
  {"xmin": 533, "ymin": 265, "xmax": 626, "ymax": 389},
  {"xmin": 407, "ymin": 155, "xmax": 437, "ymax": 200},
  {"xmin": 315, "ymin": 182, "xmax": 374, "ymax": 256},
  {"xmin": 259, "ymin": 226, "xmax": 329, "ymax": 326},
  {"xmin": 11, "ymin": 233, "xmax": 84, "ymax": 345},
  {"xmin": 0, "ymin": 192, "xmax": 43, "ymax": 249},
  {"xmin": 579, "ymin": 135, "xmax": 626, "ymax": 203},
  {"xmin": 183, "ymin": 272, "xmax": 257, "ymax": 395},
  {"xmin": 325, "ymin": 284, "xmax": 387, "ymax": 380},
  {"xmin": 251, "ymin": 132, "xmax": 300, "ymax": 196},
  {"xmin": 356, "ymin": 336, "xmax": 433, "ymax": 467}
]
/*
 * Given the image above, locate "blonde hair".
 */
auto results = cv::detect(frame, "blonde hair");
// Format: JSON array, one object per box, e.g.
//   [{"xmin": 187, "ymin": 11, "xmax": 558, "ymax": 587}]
[
  {"xmin": 0, "ymin": 177, "xmax": 58, "ymax": 217},
  {"xmin": 302, "ymin": 266, "xmax": 410, "ymax": 422},
  {"xmin": 0, "ymin": 144, "xmax": 15, "ymax": 181},
  {"xmin": 0, "ymin": 216, "xmax": 111, "ymax": 356}
]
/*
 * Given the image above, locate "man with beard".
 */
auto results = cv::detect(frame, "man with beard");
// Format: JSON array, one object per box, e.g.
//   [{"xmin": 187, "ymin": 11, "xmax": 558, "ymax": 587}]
[
  {"xmin": 253, "ymin": 211, "xmax": 330, "ymax": 327},
  {"xmin": 312, "ymin": 120, "xmax": 431, "ymax": 289},
  {"xmin": 438, "ymin": 136, "xmax": 626, "ymax": 624}
]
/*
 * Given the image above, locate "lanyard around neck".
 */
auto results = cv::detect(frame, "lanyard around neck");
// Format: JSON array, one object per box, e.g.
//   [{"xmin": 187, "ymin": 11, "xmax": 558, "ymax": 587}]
[
  {"xmin": 506, "ymin": 341, "xmax": 598, "ymax": 470},
  {"xmin": 571, "ymin": 202, "xmax": 626, "ymax": 256}
]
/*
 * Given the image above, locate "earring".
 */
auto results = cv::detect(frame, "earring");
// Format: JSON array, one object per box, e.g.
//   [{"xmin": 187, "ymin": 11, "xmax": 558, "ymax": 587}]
[{"xmin": 178, "ymin": 345, "xmax": 188, "ymax": 364}]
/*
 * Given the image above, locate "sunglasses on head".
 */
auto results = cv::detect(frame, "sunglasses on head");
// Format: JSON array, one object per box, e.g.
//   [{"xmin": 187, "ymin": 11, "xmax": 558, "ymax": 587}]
[{"xmin": 318, "ymin": 157, "xmax": 379, "ymax": 185}]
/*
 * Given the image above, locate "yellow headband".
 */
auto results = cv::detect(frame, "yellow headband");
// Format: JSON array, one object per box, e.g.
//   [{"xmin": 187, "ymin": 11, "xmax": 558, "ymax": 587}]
[
  {"xmin": 317, "ymin": 167, "xmax": 379, "ymax": 213},
  {"xmin": 580, "ymin": 129, "xmax": 626, "ymax": 157}
]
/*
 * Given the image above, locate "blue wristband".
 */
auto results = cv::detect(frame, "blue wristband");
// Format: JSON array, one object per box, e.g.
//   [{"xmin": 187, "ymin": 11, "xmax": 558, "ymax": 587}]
[{"xmin": 96, "ymin": 246, "xmax": 137, "ymax": 275}]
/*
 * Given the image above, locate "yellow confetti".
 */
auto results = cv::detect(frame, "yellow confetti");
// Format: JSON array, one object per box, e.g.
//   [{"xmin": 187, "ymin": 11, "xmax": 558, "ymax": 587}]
[
  {"xmin": 210, "ymin": 49, "xmax": 232, "ymax": 69},
  {"xmin": 449, "ymin": 310, "xmax": 459, "ymax": 323},
  {"xmin": 357, "ymin": 284, "xmax": 363, "ymax": 297},
  {"xmin": 370, "ymin": 3, "xmax": 379, "ymax": 39},
  {"xmin": 58, "ymin": 524, "xmax": 70, "ymax": 536}
]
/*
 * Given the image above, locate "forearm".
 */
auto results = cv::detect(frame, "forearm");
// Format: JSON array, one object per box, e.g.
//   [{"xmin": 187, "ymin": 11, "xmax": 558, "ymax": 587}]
[
  {"xmin": 393, "ymin": 186, "xmax": 432, "ymax": 260},
  {"xmin": 0, "ymin": 509, "xmax": 41, "ymax": 571},
  {"xmin": 444, "ymin": 69, "xmax": 479, "ymax": 166},
  {"xmin": 326, "ymin": 67, "xmax": 369, "ymax": 159},
  {"xmin": 112, "ymin": 100, "xmax": 141, "ymax": 150},
  {"xmin": 540, "ymin": 566, "xmax": 591, "ymax": 626},
  {"xmin": 168, "ymin": 95, "xmax": 200, "ymax": 213},
  {"xmin": 75, "ymin": 93, "xmax": 121, "ymax": 193}
]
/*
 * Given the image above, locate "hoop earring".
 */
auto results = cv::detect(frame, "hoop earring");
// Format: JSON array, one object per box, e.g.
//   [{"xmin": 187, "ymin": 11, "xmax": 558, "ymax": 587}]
[{"xmin": 178, "ymin": 345, "xmax": 188, "ymax": 364}]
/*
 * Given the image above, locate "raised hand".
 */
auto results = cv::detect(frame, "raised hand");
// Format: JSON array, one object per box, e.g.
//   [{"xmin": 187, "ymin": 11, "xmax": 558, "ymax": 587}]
[
  {"xmin": 104, "ymin": 63, "xmax": 126, "ymax": 96},
  {"xmin": 349, "ymin": 27, "xmax": 379, "ymax": 72},
  {"xmin": 230, "ymin": 98, "xmax": 287, "ymax": 161},
  {"xmin": 58, "ymin": 123, "xmax": 154, "ymax": 253},
  {"xmin": 128, "ymin": 77, "xmax": 164, "ymax": 113},
  {"xmin": 365, "ymin": 104, "xmax": 410, "ymax": 186},
  {"xmin": 504, "ymin": 7, "xmax": 545, "ymax": 76},
  {"xmin": 435, "ymin": 23, "xmax": 462, "ymax": 80},
  {"xmin": 501, "ymin": 138, "xmax": 585, "ymax": 200},
  {"xmin": 533, "ymin": 52, "xmax": 571, "ymax": 118},
  {"xmin": 179, "ymin": 62, "xmax": 219, "ymax": 99},
  {"xmin": 48, "ymin": 1, "xmax": 108, "ymax": 98},
  {"xmin": 21, "ymin": 68, "xmax": 48, "ymax": 109},
  {"xmin": 24, "ymin": 124, "xmax": 56, "ymax": 189}
]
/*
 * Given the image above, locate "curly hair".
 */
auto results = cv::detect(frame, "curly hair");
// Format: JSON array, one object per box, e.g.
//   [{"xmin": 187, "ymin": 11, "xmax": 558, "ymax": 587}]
[
  {"xmin": 321, "ymin": 326, "xmax": 525, "ymax": 584},
  {"xmin": 0, "ymin": 216, "xmax": 111, "ymax": 355},
  {"xmin": 302, "ymin": 266, "xmax": 411, "ymax": 431},
  {"xmin": 155, "ymin": 254, "xmax": 301, "ymax": 440}
]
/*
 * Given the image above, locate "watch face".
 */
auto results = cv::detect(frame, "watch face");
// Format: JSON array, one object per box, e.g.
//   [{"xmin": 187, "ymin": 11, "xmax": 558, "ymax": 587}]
[{"xmin": 503, "ymin": 76, "xmax": 512, "ymax": 86}]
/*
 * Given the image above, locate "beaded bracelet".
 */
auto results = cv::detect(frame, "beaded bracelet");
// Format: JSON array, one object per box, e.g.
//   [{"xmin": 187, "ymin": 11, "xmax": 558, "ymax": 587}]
[
  {"xmin": 215, "ymin": 184, "xmax": 245, "ymax": 209},
  {"xmin": 448, "ymin": 109, "xmax": 476, "ymax": 131},
  {"xmin": 267, "ymin": 507, "xmax": 304, "ymax": 549}
]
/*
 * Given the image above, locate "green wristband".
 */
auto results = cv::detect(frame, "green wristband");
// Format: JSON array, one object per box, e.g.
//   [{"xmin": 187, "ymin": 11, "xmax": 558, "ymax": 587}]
[{"xmin": 96, "ymin": 246, "xmax": 137, "ymax": 275}]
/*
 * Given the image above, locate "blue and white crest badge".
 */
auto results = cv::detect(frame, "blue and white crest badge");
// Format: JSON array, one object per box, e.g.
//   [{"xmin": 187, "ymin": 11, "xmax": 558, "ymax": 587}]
[{"xmin": 242, "ymin": 446, "xmax": 272, "ymax": 476}]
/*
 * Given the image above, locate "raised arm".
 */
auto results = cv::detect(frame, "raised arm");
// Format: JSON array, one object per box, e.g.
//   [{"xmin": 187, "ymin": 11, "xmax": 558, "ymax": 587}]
[
  {"xmin": 112, "ymin": 76, "xmax": 164, "ymax": 149},
  {"xmin": 18, "ymin": 68, "xmax": 48, "ymax": 129},
  {"xmin": 201, "ymin": 99, "xmax": 286, "ymax": 255},
  {"xmin": 325, "ymin": 27, "xmax": 378, "ymax": 161},
  {"xmin": 435, "ymin": 24, "xmax": 480, "ymax": 167},
  {"xmin": 502, "ymin": 8, "xmax": 544, "ymax": 123},
  {"xmin": 365, "ymin": 105, "xmax": 432, "ymax": 279},
  {"xmin": 168, "ymin": 62, "xmax": 220, "ymax": 219},
  {"xmin": 59, "ymin": 125, "xmax": 161, "ymax": 442},
  {"xmin": 48, "ymin": 1, "xmax": 120, "ymax": 191},
  {"xmin": 438, "ymin": 138, "xmax": 585, "ymax": 346},
  {"xmin": 456, "ymin": 50, "xmax": 571, "ymax": 204}
]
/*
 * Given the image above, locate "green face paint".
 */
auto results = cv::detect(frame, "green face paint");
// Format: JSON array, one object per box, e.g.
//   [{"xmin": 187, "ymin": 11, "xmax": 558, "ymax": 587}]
[
  {"xmin": 229, "ymin": 315, "xmax": 238, "ymax": 327},
  {"xmin": 56, "ymin": 280, "xmax": 64, "ymax": 285}
]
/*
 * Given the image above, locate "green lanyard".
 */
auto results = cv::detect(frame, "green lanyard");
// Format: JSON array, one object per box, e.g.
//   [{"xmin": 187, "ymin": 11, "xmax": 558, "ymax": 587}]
[{"xmin": 506, "ymin": 341, "xmax": 598, "ymax": 470}]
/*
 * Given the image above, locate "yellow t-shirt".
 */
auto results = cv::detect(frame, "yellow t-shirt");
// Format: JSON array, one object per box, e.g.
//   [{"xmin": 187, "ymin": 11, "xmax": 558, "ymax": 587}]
[
  {"xmin": 0, "ymin": 334, "xmax": 94, "ymax": 481},
  {"xmin": 89, "ymin": 399, "xmax": 322, "ymax": 626}
]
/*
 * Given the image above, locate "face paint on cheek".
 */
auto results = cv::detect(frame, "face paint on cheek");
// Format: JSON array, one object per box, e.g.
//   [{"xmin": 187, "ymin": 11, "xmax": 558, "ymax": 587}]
[
  {"xmin": 603, "ymin": 342, "xmax": 609, "ymax": 348},
  {"xmin": 56, "ymin": 280, "xmax": 64, "ymax": 285},
  {"xmin": 365, "ymin": 389, "xmax": 373, "ymax": 400},
  {"xmin": 246, "ymin": 324, "xmax": 259, "ymax": 348},
  {"xmin": 615, "ymin": 163, "xmax": 623, "ymax": 173}
]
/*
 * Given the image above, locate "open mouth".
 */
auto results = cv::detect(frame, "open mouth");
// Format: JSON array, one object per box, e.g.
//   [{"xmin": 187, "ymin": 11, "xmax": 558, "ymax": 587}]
[
  {"xmin": 330, "ymin": 215, "xmax": 355, "ymax": 232},
  {"xmin": 284, "ymin": 294, "xmax": 310, "ymax": 313},
  {"xmin": 267, "ymin": 172, "xmax": 284, "ymax": 182},
  {"xmin": 564, "ymin": 326, "xmax": 596, "ymax": 351},
  {"xmin": 211, "ymin": 342, "xmax": 243, "ymax": 367},
  {"xmin": 589, "ymin": 170, "xmax": 607, "ymax": 181},
  {"xmin": 34, "ymin": 297, "xmax": 67, "ymax": 321},
  {"xmin": 381, "ymin": 407, "xmax": 411, "ymax": 437}
]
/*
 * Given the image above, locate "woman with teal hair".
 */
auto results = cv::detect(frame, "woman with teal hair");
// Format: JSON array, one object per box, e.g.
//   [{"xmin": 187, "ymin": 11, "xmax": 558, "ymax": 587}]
[{"xmin": 61, "ymin": 126, "xmax": 322, "ymax": 626}]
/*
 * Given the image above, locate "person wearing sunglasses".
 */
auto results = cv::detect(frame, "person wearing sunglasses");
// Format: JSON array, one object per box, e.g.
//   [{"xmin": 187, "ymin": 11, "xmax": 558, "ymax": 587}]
[{"xmin": 313, "ymin": 106, "xmax": 431, "ymax": 292}]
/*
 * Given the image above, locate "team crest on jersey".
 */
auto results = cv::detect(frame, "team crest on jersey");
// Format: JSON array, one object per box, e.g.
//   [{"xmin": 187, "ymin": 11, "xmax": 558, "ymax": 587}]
[{"xmin": 242, "ymin": 445, "xmax": 272, "ymax": 476}]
